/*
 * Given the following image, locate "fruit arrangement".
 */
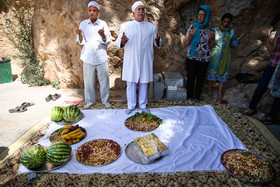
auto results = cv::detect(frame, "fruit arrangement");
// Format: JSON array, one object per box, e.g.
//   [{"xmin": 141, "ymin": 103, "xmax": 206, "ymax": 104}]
[
  {"xmin": 50, "ymin": 106, "xmax": 64, "ymax": 122},
  {"xmin": 20, "ymin": 141, "xmax": 71, "ymax": 170},
  {"xmin": 50, "ymin": 105, "xmax": 81, "ymax": 123},
  {"xmin": 46, "ymin": 141, "xmax": 72, "ymax": 166},
  {"xmin": 56, "ymin": 124, "xmax": 86, "ymax": 144},
  {"xmin": 20, "ymin": 145, "xmax": 46, "ymax": 170}
]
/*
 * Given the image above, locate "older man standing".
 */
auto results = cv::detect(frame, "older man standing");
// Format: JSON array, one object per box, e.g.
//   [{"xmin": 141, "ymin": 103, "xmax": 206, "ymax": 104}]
[
  {"xmin": 76, "ymin": 1, "xmax": 111, "ymax": 109},
  {"xmin": 116, "ymin": 1, "xmax": 162, "ymax": 115}
]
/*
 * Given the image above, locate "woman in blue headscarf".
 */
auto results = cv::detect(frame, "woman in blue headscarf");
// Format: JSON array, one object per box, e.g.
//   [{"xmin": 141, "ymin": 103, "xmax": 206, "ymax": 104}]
[{"xmin": 184, "ymin": 5, "xmax": 215, "ymax": 102}]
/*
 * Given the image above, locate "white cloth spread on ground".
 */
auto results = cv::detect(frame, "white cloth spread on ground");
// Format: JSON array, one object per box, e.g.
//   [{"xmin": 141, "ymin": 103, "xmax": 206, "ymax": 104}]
[{"xmin": 18, "ymin": 105, "xmax": 246, "ymax": 174}]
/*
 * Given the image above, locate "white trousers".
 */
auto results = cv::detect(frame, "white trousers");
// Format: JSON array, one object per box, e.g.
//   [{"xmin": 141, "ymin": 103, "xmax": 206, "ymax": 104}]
[
  {"xmin": 83, "ymin": 61, "xmax": 110, "ymax": 105},
  {"xmin": 126, "ymin": 82, "xmax": 148, "ymax": 109}
]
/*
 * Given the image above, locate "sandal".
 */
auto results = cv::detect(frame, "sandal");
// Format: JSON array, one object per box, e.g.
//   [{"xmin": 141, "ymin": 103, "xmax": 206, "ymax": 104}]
[
  {"xmin": 21, "ymin": 102, "xmax": 35, "ymax": 108},
  {"xmin": 9, "ymin": 105, "xmax": 27, "ymax": 113},
  {"xmin": 263, "ymin": 117, "xmax": 274, "ymax": 125},
  {"xmin": 246, "ymin": 109, "xmax": 256, "ymax": 116},
  {"xmin": 51, "ymin": 93, "xmax": 61, "ymax": 101},
  {"xmin": 45, "ymin": 94, "xmax": 52, "ymax": 102}
]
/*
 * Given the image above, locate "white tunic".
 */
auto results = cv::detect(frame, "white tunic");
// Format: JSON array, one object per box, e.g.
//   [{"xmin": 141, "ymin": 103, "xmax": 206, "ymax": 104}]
[
  {"xmin": 116, "ymin": 20, "xmax": 162, "ymax": 83},
  {"xmin": 77, "ymin": 19, "xmax": 111, "ymax": 65}
]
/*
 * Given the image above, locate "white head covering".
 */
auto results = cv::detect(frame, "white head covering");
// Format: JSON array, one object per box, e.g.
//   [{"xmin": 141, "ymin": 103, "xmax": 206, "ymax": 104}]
[
  {"xmin": 88, "ymin": 1, "xmax": 100, "ymax": 10},
  {"xmin": 131, "ymin": 1, "xmax": 144, "ymax": 12}
]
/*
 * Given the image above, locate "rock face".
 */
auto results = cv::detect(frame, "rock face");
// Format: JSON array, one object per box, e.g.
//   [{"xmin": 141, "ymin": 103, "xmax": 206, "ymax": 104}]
[
  {"xmin": 0, "ymin": 0, "xmax": 280, "ymax": 118},
  {"xmin": 29, "ymin": 0, "xmax": 280, "ymax": 89}
]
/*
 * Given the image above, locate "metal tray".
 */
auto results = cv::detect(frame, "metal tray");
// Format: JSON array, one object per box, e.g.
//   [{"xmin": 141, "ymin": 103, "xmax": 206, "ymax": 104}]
[
  {"xmin": 75, "ymin": 139, "xmax": 122, "ymax": 166},
  {"xmin": 49, "ymin": 128, "xmax": 86, "ymax": 145},
  {"xmin": 52, "ymin": 112, "xmax": 84, "ymax": 125},
  {"xmin": 221, "ymin": 149, "xmax": 275, "ymax": 183},
  {"xmin": 124, "ymin": 116, "xmax": 160, "ymax": 132},
  {"xmin": 125, "ymin": 141, "xmax": 163, "ymax": 164}
]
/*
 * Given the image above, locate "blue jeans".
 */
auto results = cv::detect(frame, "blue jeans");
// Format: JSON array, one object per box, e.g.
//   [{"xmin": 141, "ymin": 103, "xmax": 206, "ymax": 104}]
[{"xmin": 249, "ymin": 65, "xmax": 279, "ymax": 118}]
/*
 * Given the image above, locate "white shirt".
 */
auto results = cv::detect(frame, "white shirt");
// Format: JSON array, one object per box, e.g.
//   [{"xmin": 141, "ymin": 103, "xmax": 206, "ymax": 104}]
[
  {"xmin": 116, "ymin": 20, "xmax": 162, "ymax": 83},
  {"xmin": 77, "ymin": 19, "xmax": 111, "ymax": 65}
]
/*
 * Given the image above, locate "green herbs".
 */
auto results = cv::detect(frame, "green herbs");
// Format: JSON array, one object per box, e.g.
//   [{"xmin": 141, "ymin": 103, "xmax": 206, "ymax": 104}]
[{"xmin": 131, "ymin": 112, "xmax": 163, "ymax": 124}]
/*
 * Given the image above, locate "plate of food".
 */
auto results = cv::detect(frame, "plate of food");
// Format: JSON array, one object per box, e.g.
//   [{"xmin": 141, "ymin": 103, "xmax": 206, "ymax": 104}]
[
  {"xmin": 76, "ymin": 139, "xmax": 121, "ymax": 166},
  {"xmin": 221, "ymin": 149, "xmax": 275, "ymax": 183},
  {"xmin": 49, "ymin": 124, "xmax": 86, "ymax": 145},
  {"xmin": 125, "ymin": 133, "xmax": 168, "ymax": 164},
  {"xmin": 50, "ymin": 105, "xmax": 84, "ymax": 125},
  {"xmin": 124, "ymin": 111, "xmax": 163, "ymax": 131}
]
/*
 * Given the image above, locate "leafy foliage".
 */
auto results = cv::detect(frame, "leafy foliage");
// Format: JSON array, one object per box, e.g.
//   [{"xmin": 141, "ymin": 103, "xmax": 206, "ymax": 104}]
[
  {"xmin": 1, "ymin": 0, "xmax": 51, "ymax": 86},
  {"xmin": 132, "ymin": 112, "xmax": 163, "ymax": 124}
]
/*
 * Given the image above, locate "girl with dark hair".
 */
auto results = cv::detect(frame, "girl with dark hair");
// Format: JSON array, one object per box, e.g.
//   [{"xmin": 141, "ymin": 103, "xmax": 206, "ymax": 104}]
[
  {"xmin": 183, "ymin": 5, "xmax": 215, "ymax": 102},
  {"xmin": 206, "ymin": 13, "xmax": 246, "ymax": 102}
]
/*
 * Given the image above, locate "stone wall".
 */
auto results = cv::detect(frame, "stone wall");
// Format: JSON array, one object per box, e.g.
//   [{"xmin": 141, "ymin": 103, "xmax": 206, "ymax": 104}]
[{"xmin": 1, "ymin": 0, "xmax": 280, "ymax": 89}]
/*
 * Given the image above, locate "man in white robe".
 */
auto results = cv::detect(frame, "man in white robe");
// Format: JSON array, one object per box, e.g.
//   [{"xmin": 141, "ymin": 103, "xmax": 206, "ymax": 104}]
[{"xmin": 116, "ymin": 1, "xmax": 162, "ymax": 115}]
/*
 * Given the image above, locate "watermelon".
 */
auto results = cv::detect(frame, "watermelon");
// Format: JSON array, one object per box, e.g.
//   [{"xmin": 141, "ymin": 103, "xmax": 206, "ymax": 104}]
[
  {"xmin": 20, "ymin": 145, "xmax": 46, "ymax": 170},
  {"xmin": 63, "ymin": 105, "xmax": 81, "ymax": 123},
  {"xmin": 46, "ymin": 141, "xmax": 72, "ymax": 165},
  {"xmin": 50, "ymin": 106, "xmax": 64, "ymax": 122}
]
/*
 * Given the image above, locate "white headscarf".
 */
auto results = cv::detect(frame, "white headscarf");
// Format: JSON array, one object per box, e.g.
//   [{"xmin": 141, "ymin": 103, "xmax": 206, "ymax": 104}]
[
  {"xmin": 88, "ymin": 1, "xmax": 100, "ymax": 10},
  {"xmin": 131, "ymin": 1, "xmax": 144, "ymax": 12}
]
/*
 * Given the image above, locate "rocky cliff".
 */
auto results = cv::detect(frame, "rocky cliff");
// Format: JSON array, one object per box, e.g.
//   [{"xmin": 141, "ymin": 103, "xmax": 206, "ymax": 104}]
[
  {"xmin": 1, "ymin": 0, "xmax": 280, "ymax": 120},
  {"xmin": 1, "ymin": 0, "xmax": 279, "ymax": 89}
]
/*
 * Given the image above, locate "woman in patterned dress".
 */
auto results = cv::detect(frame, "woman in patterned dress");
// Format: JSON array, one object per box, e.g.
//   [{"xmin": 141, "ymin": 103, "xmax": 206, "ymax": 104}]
[
  {"xmin": 206, "ymin": 13, "xmax": 246, "ymax": 102},
  {"xmin": 247, "ymin": 29, "xmax": 280, "ymax": 124},
  {"xmin": 183, "ymin": 5, "xmax": 215, "ymax": 102}
]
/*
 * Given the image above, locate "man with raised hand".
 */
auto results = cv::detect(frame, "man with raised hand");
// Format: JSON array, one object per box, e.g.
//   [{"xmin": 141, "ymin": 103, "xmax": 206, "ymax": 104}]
[
  {"xmin": 77, "ymin": 1, "xmax": 111, "ymax": 109},
  {"xmin": 116, "ymin": 1, "xmax": 162, "ymax": 115}
]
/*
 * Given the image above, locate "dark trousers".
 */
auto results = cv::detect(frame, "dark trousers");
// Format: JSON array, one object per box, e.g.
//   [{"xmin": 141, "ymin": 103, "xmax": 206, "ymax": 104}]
[
  {"xmin": 186, "ymin": 58, "xmax": 209, "ymax": 100},
  {"xmin": 249, "ymin": 65, "xmax": 280, "ymax": 118}
]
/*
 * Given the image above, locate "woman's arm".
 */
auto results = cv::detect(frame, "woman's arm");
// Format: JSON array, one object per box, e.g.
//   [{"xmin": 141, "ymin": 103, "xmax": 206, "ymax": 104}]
[
  {"xmin": 208, "ymin": 31, "xmax": 216, "ymax": 48},
  {"xmin": 259, "ymin": 29, "xmax": 277, "ymax": 53},
  {"xmin": 183, "ymin": 28, "xmax": 196, "ymax": 47}
]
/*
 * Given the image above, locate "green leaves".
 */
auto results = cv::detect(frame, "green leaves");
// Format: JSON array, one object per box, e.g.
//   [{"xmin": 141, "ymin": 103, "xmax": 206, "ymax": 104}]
[
  {"xmin": 1, "ymin": 1, "xmax": 51, "ymax": 86},
  {"xmin": 131, "ymin": 111, "xmax": 163, "ymax": 124}
]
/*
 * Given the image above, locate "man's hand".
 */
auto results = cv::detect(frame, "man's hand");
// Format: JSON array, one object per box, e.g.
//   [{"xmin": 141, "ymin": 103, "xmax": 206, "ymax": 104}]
[
  {"xmin": 155, "ymin": 33, "xmax": 161, "ymax": 46},
  {"xmin": 76, "ymin": 26, "xmax": 82, "ymax": 35},
  {"xmin": 98, "ymin": 27, "xmax": 106, "ymax": 41},
  {"xmin": 121, "ymin": 32, "xmax": 129, "ymax": 47},
  {"xmin": 76, "ymin": 26, "xmax": 83, "ymax": 42}
]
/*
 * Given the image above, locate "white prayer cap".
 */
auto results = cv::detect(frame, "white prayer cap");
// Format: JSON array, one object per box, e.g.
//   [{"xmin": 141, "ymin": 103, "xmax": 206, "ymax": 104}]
[
  {"xmin": 88, "ymin": 1, "xmax": 100, "ymax": 10},
  {"xmin": 132, "ymin": 1, "xmax": 144, "ymax": 12}
]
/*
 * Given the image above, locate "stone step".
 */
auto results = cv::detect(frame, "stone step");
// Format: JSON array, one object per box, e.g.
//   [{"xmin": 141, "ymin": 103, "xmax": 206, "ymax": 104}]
[
  {"xmin": 162, "ymin": 72, "xmax": 184, "ymax": 88},
  {"xmin": 166, "ymin": 88, "xmax": 187, "ymax": 101}
]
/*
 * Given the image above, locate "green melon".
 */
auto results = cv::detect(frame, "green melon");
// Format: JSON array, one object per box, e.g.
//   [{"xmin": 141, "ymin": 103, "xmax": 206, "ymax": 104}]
[
  {"xmin": 46, "ymin": 141, "xmax": 72, "ymax": 165},
  {"xmin": 50, "ymin": 106, "xmax": 64, "ymax": 122},
  {"xmin": 20, "ymin": 145, "xmax": 46, "ymax": 170},
  {"xmin": 63, "ymin": 105, "xmax": 81, "ymax": 123}
]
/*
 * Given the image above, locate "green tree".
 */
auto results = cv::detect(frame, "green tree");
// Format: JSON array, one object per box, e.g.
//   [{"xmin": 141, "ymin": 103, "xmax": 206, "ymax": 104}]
[{"xmin": 1, "ymin": 0, "xmax": 51, "ymax": 86}]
